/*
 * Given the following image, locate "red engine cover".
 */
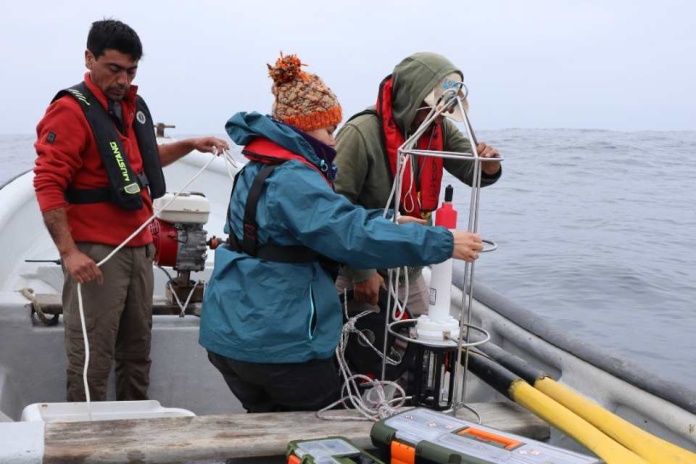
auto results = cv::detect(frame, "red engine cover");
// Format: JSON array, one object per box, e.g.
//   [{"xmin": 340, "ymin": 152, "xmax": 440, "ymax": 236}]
[{"xmin": 149, "ymin": 218, "xmax": 179, "ymax": 267}]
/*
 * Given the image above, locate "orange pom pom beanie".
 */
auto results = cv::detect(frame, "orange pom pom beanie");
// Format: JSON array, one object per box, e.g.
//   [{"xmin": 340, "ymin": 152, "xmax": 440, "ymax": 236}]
[{"xmin": 268, "ymin": 53, "xmax": 342, "ymax": 132}]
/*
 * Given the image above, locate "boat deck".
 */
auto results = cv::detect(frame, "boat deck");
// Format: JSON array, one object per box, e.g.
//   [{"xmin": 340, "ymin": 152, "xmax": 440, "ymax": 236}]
[{"xmin": 42, "ymin": 403, "xmax": 548, "ymax": 463}]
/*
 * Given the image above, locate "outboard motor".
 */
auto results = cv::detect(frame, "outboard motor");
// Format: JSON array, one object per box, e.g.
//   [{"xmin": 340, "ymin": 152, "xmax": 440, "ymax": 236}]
[{"xmin": 149, "ymin": 192, "xmax": 210, "ymax": 308}]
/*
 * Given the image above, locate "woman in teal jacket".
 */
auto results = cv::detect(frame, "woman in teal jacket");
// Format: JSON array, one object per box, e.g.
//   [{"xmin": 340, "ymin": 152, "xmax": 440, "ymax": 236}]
[{"xmin": 199, "ymin": 54, "xmax": 483, "ymax": 412}]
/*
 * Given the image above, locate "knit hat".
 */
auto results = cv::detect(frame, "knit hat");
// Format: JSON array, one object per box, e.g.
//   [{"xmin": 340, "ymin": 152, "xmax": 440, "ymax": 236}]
[{"xmin": 268, "ymin": 53, "xmax": 342, "ymax": 132}]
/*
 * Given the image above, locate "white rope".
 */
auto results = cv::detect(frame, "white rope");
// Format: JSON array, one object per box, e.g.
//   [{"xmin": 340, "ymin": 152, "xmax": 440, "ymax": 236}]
[
  {"xmin": 76, "ymin": 281, "xmax": 92, "ymax": 419},
  {"xmin": 223, "ymin": 150, "xmax": 238, "ymax": 180},
  {"xmin": 317, "ymin": 291, "xmax": 407, "ymax": 422},
  {"xmin": 387, "ymin": 267, "xmax": 410, "ymax": 322},
  {"xmin": 76, "ymin": 148, "xmax": 235, "ymax": 418},
  {"xmin": 402, "ymin": 155, "xmax": 417, "ymax": 215},
  {"xmin": 380, "ymin": 148, "xmax": 412, "ymax": 325},
  {"xmin": 168, "ymin": 280, "xmax": 200, "ymax": 317},
  {"xmin": 320, "ymin": 89, "xmax": 490, "ymax": 423},
  {"xmin": 96, "ymin": 152, "xmax": 220, "ymax": 268},
  {"xmin": 383, "ymin": 151, "xmax": 413, "ymax": 219}
]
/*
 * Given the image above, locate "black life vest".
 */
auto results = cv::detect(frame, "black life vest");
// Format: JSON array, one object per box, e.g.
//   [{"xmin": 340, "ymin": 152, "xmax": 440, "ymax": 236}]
[
  {"xmin": 226, "ymin": 138, "xmax": 339, "ymax": 279},
  {"xmin": 52, "ymin": 82, "xmax": 166, "ymax": 211}
]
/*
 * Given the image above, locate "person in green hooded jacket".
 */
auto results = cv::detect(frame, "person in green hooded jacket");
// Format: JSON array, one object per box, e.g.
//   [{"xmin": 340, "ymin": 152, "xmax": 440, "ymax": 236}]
[{"xmin": 333, "ymin": 52, "xmax": 502, "ymax": 314}]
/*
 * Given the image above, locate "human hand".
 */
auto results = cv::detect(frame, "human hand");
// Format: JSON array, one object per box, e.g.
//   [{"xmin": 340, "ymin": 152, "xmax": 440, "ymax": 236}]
[
  {"xmin": 62, "ymin": 249, "xmax": 103, "ymax": 284},
  {"xmin": 191, "ymin": 136, "xmax": 230, "ymax": 155},
  {"xmin": 451, "ymin": 231, "xmax": 484, "ymax": 262},
  {"xmin": 477, "ymin": 142, "xmax": 501, "ymax": 175},
  {"xmin": 397, "ymin": 215, "xmax": 426, "ymax": 225},
  {"xmin": 353, "ymin": 273, "xmax": 385, "ymax": 306}
]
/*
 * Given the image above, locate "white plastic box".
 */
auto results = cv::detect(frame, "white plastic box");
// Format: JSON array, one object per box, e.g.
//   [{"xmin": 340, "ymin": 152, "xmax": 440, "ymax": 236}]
[{"xmin": 20, "ymin": 400, "xmax": 195, "ymax": 423}]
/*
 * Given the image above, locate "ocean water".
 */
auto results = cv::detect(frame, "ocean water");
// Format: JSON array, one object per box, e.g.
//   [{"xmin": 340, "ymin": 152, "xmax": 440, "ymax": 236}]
[
  {"xmin": 457, "ymin": 128, "xmax": 696, "ymax": 387},
  {"xmin": 3, "ymin": 129, "xmax": 695, "ymax": 387}
]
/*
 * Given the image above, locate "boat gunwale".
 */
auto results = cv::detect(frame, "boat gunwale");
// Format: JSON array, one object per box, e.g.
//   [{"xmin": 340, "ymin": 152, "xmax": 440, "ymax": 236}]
[{"xmin": 453, "ymin": 263, "xmax": 696, "ymax": 415}]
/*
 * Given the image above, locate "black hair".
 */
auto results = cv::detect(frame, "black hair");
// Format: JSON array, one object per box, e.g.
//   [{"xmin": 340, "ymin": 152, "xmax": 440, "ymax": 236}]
[{"xmin": 87, "ymin": 19, "xmax": 143, "ymax": 61}]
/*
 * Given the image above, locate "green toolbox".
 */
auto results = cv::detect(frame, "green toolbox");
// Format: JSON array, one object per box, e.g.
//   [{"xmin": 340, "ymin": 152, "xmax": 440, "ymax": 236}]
[
  {"xmin": 370, "ymin": 408, "xmax": 603, "ymax": 463},
  {"xmin": 286, "ymin": 436, "xmax": 385, "ymax": 464}
]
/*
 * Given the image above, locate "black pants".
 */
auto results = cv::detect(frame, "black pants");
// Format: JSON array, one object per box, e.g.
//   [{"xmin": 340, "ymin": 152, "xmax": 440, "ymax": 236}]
[{"xmin": 208, "ymin": 351, "xmax": 342, "ymax": 413}]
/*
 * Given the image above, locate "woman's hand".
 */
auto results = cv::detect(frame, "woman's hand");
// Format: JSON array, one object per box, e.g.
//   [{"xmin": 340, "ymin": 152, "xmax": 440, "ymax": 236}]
[{"xmin": 451, "ymin": 231, "xmax": 484, "ymax": 262}]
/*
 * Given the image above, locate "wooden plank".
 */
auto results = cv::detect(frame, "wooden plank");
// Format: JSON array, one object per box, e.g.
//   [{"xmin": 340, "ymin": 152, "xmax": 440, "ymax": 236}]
[{"xmin": 43, "ymin": 403, "xmax": 549, "ymax": 463}]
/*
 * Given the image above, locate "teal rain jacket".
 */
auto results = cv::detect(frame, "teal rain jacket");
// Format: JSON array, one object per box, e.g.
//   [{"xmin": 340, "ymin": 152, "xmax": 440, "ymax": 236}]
[{"xmin": 199, "ymin": 112, "xmax": 455, "ymax": 364}]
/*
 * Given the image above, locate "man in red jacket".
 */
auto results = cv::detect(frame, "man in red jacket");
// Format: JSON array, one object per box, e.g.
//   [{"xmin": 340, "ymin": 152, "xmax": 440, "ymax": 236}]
[{"xmin": 33, "ymin": 19, "xmax": 229, "ymax": 401}]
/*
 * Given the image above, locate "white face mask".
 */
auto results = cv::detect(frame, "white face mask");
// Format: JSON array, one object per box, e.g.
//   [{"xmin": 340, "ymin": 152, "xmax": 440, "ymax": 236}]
[{"xmin": 423, "ymin": 73, "xmax": 469, "ymax": 122}]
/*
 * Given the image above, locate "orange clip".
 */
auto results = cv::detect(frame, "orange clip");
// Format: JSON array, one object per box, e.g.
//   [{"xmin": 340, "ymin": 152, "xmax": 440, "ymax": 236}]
[
  {"xmin": 458, "ymin": 427, "xmax": 523, "ymax": 450},
  {"xmin": 391, "ymin": 440, "xmax": 416, "ymax": 464}
]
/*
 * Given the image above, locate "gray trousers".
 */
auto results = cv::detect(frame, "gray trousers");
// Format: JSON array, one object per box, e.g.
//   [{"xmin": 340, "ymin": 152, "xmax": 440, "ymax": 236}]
[{"xmin": 62, "ymin": 242, "xmax": 154, "ymax": 402}]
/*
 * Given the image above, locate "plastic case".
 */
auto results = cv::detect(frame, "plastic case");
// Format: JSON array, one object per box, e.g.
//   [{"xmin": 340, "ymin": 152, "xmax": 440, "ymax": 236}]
[
  {"xmin": 20, "ymin": 400, "xmax": 195, "ymax": 423},
  {"xmin": 370, "ymin": 408, "xmax": 602, "ymax": 464},
  {"xmin": 286, "ymin": 436, "xmax": 384, "ymax": 464}
]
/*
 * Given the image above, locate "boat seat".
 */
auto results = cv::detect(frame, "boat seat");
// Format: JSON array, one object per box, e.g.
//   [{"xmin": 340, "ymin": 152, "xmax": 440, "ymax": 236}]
[{"xmin": 41, "ymin": 403, "xmax": 549, "ymax": 462}]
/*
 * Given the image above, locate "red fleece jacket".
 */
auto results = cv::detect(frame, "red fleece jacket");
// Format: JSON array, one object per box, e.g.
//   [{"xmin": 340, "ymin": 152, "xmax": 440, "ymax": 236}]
[{"xmin": 33, "ymin": 73, "xmax": 154, "ymax": 247}]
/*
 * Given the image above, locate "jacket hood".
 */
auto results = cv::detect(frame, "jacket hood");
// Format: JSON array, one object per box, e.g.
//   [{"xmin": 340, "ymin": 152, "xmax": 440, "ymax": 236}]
[
  {"xmin": 390, "ymin": 52, "xmax": 462, "ymax": 133},
  {"xmin": 225, "ymin": 111, "xmax": 322, "ymax": 168}
]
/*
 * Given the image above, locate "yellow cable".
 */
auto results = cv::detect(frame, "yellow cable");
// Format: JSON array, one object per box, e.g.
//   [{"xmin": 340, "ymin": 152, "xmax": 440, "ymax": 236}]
[
  {"xmin": 510, "ymin": 380, "xmax": 651, "ymax": 464},
  {"xmin": 535, "ymin": 378, "xmax": 696, "ymax": 464}
]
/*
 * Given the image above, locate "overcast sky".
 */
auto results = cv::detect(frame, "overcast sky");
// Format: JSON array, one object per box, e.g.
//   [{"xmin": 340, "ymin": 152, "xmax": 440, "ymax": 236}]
[{"xmin": 1, "ymin": 0, "xmax": 694, "ymax": 135}]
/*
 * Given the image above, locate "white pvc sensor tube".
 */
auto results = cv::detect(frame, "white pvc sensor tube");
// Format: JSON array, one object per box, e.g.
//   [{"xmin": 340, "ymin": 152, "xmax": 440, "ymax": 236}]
[{"xmin": 428, "ymin": 258, "xmax": 453, "ymax": 323}]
